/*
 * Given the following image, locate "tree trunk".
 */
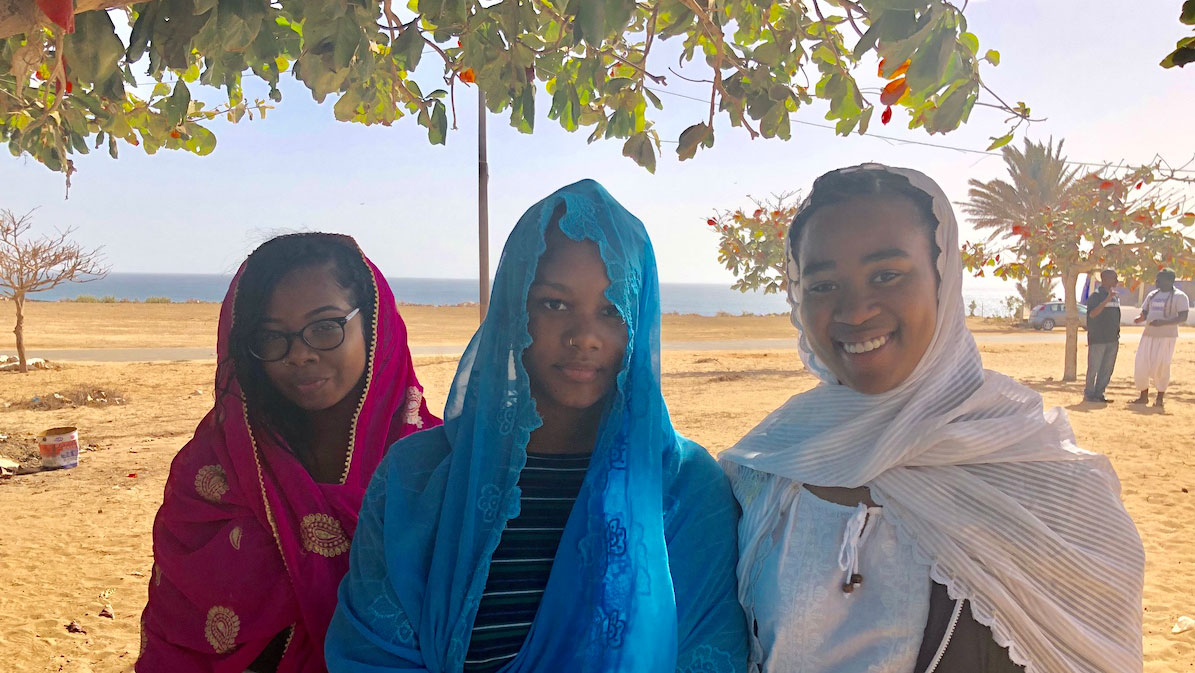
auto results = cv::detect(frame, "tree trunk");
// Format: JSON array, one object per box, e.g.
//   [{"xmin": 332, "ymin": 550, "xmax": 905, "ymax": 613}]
[
  {"xmin": 13, "ymin": 292, "xmax": 27, "ymax": 374},
  {"xmin": 1061, "ymin": 268, "xmax": 1079, "ymax": 382}
]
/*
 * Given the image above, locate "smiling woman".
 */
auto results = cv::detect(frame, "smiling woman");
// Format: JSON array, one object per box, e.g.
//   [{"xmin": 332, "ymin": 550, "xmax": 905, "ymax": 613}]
[
  {"xmin": 721, "ymin": 164, "xmax": 1145, "ymax": 673},
  {"xmin": 137, "ymin": 233, "xmax": 439, "ymax": 673},
  {"xmin": 793, "ymin": 189, "xmax": 940, "ymax": 395}
]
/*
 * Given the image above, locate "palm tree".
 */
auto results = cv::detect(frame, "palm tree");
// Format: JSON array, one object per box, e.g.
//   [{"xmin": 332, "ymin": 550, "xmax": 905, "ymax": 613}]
[
  {"xmin": 962, "ymin": 138, "xmax": 1078, "ymax": 310},
  {"xmin": 962, "ymin": 139, "xmax": 1086, "ymax": 380}
]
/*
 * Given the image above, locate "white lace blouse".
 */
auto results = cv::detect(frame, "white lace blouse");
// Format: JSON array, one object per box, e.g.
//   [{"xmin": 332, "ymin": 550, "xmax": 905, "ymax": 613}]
[{"xmin": 734, "ymin": 468, "xmax": 932, "ymax": 673}]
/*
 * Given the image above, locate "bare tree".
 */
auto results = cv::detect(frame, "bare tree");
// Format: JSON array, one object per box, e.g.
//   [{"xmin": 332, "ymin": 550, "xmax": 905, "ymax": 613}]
[{"xmin": 0, "ymin": 209, "xmax": 108, "ymax": 373}]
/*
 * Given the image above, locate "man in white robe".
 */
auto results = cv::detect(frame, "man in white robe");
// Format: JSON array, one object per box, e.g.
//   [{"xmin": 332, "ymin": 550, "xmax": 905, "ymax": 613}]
[{"xmin": 1131, "ymin": 269, "xmax": 1189, "ymax": 408}]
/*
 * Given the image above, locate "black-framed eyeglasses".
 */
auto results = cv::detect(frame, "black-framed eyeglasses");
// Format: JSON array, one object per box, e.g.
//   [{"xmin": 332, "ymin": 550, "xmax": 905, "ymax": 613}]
[{"xmin": 249, "ymin": 308, "xmax": 360, "ymax": 362}]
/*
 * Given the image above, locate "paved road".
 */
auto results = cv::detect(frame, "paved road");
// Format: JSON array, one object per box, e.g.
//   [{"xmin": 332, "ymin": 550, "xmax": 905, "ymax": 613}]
[{"xmin": 16, "ymin": 330, "xmax": 1149, "ymax": 363}]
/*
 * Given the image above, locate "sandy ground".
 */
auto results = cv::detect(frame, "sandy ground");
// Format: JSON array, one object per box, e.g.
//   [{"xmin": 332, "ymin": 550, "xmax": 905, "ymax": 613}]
[{"xmin": 1, "ymin": 304, "xmax": 1192, "ymax": 672}]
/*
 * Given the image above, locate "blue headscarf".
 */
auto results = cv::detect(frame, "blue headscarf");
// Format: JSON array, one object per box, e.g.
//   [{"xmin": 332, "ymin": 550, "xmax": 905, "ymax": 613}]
[{"xmin": 326, "ymin": 179, "xmax": 746, "ymax": 672}]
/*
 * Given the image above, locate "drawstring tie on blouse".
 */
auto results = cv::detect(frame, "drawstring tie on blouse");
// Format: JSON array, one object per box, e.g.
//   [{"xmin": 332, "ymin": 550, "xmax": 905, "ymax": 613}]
[{"xmin": 838, "ymin": 503, "xmax": 869, "ymax": 593}]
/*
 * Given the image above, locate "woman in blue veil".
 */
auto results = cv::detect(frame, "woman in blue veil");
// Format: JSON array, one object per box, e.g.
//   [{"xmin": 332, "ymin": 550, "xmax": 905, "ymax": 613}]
[{"xmin": 325, "ymin": 179, "xmax": 747, "ymax": 673}]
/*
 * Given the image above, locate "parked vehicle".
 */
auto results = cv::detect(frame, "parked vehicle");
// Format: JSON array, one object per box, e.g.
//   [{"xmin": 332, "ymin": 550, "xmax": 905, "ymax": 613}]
[{"xmin": 1029, "ymin": 302, "xmax": 1087, "ymax": 330}]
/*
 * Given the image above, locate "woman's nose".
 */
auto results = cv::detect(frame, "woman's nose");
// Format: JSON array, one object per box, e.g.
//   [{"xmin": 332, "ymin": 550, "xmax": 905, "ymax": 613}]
[
  {"xmin": 284, "ymin": 336, "xmax": 319, "ymax": 365},
  {"xmin": 834, "ymin": 286, "xmax": 881, "ymax": 326},
  {"xmin": 564, "ymin": 316, "xmax": 603, "ymax": 351}
]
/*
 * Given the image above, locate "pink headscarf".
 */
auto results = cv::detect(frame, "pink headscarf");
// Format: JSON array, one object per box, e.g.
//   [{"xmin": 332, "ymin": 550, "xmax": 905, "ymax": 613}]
[{"xmin": 138, "ymin": 234, "xmax": 439, "ymax": 672}]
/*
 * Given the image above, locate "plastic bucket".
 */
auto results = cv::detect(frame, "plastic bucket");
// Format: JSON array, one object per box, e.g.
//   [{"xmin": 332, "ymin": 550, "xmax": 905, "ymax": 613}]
[{"xmin": 38, "ymin": 426, "xmax": 80, "ymax": 469}]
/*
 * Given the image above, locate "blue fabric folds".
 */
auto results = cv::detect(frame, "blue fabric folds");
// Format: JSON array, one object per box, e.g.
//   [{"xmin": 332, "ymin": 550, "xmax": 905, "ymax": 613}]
[{"xmin": 325, "ymin": 179, "xmax": 747, "ymax": 673}]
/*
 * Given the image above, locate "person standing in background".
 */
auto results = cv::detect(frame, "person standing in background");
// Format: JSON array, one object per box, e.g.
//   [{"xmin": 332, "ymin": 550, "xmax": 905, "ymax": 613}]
[
  {"xmin": 1084, "ymin": 269, "xmax": 1121, "ymax": 403},
  {"xmin": 1131, "ymin": 269, "xmax": 1190, "ymax": 409}
]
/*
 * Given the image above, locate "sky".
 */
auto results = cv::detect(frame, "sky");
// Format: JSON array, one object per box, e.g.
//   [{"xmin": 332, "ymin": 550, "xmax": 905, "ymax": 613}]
[{"xmin": 1, "ymin": 0, "xmax": 1193, "ymax": 295}]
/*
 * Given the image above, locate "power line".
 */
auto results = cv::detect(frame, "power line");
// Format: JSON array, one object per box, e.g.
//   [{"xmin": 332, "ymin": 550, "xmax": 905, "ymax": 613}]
[
  {"xmin": 125, "ymin": 65, "xmax": 1195, "ymax": 174},
  {"xmin": 644, "ymin": 85, "xmax": 1195, "ymax": 174}
]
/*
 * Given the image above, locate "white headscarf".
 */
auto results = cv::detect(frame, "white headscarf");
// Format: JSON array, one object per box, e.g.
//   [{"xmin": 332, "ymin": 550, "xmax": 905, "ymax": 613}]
[{"xmin": 720, "ymin": 164, "xmax": 1145, "ymax": 673}]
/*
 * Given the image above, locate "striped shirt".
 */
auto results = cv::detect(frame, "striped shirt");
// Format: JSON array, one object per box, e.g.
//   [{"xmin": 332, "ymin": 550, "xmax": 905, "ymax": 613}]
[{"xmin": 462, "ymin": 452, "xmax": 591, "ymax": 672}]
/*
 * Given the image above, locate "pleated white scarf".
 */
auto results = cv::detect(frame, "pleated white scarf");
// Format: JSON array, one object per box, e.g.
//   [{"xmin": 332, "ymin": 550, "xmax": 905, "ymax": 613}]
[{"xmin": 720, "ymin": 164, "xmax": 1145, "ymax": 673}]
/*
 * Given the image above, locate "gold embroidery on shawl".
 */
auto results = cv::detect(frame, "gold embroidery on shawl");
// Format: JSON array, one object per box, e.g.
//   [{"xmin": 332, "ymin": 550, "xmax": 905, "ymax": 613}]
[
  {"xmin": 300, "ymin": 513, "xmax": 351, "ymax": 557},
  {"xmin": 229, "ymin": 526, "xmax": 243, "ymax": 550},
  {"xmin": 152, "ymin": 563, "xmax": 161, "ymax": 587},
  {"xmin": 338, "ymin": 244, "xmax": 381, "ymax": 485},
  {"xmin": 194, "ymin": 464, "xmax": 229, "ymax": 503},
  {"xmin": 204, "ymin": 605, "xmax": 240, "ymax": 653},
  {"xmin": 404, "ymin": 386, "xmax": 424, "ymax": 428},
  {"xmin": 139, "ymin": 614, "xmax": 148, "ymax": 657}
]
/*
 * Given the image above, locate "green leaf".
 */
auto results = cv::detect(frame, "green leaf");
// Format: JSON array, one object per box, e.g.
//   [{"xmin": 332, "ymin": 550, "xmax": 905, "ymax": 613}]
[
  {"xmin": 852, "ymin": 22, "xmax": 881, "ymax": 60},
  {"xmin": 959, "ymin": 32, "xmax": 979, "ymax": 55},
  {"xmin": 984, "ymin": 49, "xmax": 1001, "ymax": 66},
  {"xmin": 622, "ymin": 131, "xmax": 656, "ymax": 173},
  {"xmin": 428, "ymin": 100, "xmax": 447, "ymax": 145},
  {"xmin": 152, "ymin": 0, "xmax": 212, "ymax": 70},
  {"xmin": 753, "ymin": 41, "xmax": 781, "ymax": 66},
  {"xmin": 151, "ymin": 82, "xmax": 172, "ymax": 98},
  {"xmin": 509, "ymin": 85, "xmax": 535, "ymax": 134},
  {"xmin": 181, "ymin": 62, "xmax": 202, "ymax": 83},
  {"xmin": 575, "ymin": 0, "xmax": 608, "ymax": 45},
  {"xmin": 926, "ymin": 83, "xmax": 976, "ymax": 133},
  {"xmin": 164, "ymin": 81, "xmax": 192, "ymax": 127},
  {"xmin": 986, "ymin": 132, "xmax": 1014, "ymax": 151},
  {"xmin": 905, "ymin": 24, "xmax": 953, "ymax": 91},
  {"xmin": 1161, "ymin": 35, "xmax": 1195, "ymax": 68},
  {"xmin": 857, "ymin": 106, "xmax": 875, "ymax": 135},
  {"xmin": 676, "ymin": 122, "xmax": 713, "ymax": 161},
  {"xmin": 63, "ymin": 10, "xmax": 125, "ymax": 87},
  {"xmin": 760, "ymin": 102, "xmax": 790, "ymax": 139},
  {"xmin": 126, "ymin": 4, "xmax": 159, "ymax": 62},
  {"xmin": 333, "ymin": 17, "xmax": 362, "ymax": 70},
  {"xmin": 603, "ymin": 77, "xmax": 635, "ymax": 95},
  {"xmin": 548, "ymin": 84, "xmax": 581, "ymax": 131},
  {"xmin": 217, "ymin": 0, "xmax": 265, "ymax": 54},
  {"xmin": 393, "ymin": 25, "xmax": 424, "ymax": 71},
  {"xmin": 183, "ymin": 125, "xmax": 217, "ymax": 155},
  {"xmin": 334, "ymin": 88, "xmax": 362, "ymax": 122}
]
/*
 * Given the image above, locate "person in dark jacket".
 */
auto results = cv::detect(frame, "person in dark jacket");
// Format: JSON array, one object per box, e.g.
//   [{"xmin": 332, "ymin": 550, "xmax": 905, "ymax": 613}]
[
  {"xmin": 720, "ymin": 164, "xmax": 1145, "ymax": 673},
  {"xmin": 1084, "ymin": 269, "xmax": 1122, "ymax": 403}
]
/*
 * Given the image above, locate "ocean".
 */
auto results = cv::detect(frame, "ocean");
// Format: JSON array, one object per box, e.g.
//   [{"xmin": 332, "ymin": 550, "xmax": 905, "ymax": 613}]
[{"xmin": 28, "ymin": 273, "xmax": 1021, "ymax": 317}]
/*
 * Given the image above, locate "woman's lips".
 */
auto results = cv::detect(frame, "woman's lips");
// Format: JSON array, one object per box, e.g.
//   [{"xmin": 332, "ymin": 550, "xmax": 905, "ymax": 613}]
[
  {"xmin": 293, "ymin": 378, "xmax": 329, "ymax": 395},
  {"xmin": 837, "ymin": 332, "xmax": 893, "ymax": 356},
  {"xmin": 557, "ymin": 364, "xmax": 600, "ymax": 383}
]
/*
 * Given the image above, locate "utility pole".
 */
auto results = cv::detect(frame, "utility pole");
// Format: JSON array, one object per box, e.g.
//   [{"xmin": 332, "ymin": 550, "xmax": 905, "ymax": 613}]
[{"xmin": 477, "ymin": 90, "xmax": 491, "ymax": 322}]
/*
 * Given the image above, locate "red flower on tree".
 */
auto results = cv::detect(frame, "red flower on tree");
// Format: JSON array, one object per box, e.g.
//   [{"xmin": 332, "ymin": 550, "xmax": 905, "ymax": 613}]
[
  {"xmin": 880, "ymin": 79, "xmax": 907, "ymax": 106},
  {"xmin": 36, "ymin": 0, "xmax": 74, "ymax": 32}
]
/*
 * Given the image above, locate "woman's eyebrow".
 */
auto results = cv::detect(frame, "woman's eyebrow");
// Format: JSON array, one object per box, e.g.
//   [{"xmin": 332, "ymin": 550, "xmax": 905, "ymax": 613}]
[
  {"xmin": 802, "ymin": 247, "xmax": 909, "ymax": 275},
  {"xmin": 529, "ymin": 280, "xmax": 571, "ymax": 292},
  {"xmin": 802, "ymin": 259, "xmax": 834, "ymax": 275},
  {"xmin": 259, "ymin": 305, "xmax": 344, "ymax": 325},
  {"xmin": 861, "ymin": 248, "xmax": 909, "ymax": 263}
]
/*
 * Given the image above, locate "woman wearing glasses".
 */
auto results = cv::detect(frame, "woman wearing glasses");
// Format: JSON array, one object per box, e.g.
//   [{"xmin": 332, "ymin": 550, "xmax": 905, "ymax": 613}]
[{"xmin": 138, "ymin": 233, "xmax": 439, "ymax": 673}]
